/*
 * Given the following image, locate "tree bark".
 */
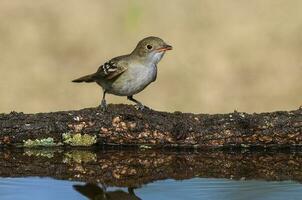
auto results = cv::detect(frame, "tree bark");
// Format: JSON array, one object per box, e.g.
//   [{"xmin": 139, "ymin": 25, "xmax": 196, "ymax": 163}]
[{"xmin": 0, "ymin": 104, "xmax": 301, "ymax": 148}]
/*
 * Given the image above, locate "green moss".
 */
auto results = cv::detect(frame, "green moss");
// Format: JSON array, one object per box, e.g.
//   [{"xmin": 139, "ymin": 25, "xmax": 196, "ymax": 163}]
[
  {"xmin": 139, "ymin": 145, "xmax": 152, "ymax": 149},
  {"xmin": 63, "ymin": 150, "xmax": 97, "ymax": 164},
  {"xmin": 24, "ymin": 149, "xmax": 57, "ymax": 158},
  {"xmin": 23, "ymin": 137, "xmax": 60, "ymax": 147},
  {"xmin": 62, "ymin": 133, "xmax": 97, "ymax": 146},
  {"xmin": 241, "ymin": 144, "xmax": 250, "ymax": 148}
]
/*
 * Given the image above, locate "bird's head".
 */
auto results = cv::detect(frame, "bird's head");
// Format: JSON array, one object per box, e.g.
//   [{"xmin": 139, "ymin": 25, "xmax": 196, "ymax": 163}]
[{"xmin": 131, "ymin": 36, "xmax": 172, "ymax": 64}]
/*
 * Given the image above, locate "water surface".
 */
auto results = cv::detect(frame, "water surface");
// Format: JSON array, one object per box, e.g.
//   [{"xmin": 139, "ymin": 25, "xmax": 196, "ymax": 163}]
[
  {"xmin": 0, "ymin": 177, "xmax": 301, "ymax": 200},
  {"xmin": 0, "ymin": 148, "xmax": 301, "ymax": 199}
]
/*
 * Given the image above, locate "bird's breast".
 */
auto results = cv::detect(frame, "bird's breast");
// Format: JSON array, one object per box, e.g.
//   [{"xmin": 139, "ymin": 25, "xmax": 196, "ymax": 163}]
[{"xmin": 109, "ymin": 63, "xmax": 157, "ymax": 96}]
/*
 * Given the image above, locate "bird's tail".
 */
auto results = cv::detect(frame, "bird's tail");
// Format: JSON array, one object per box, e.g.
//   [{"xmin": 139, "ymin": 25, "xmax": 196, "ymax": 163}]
[{"xmin": 72, "ymin": 74, "xmax": 95, "ymax": 83}]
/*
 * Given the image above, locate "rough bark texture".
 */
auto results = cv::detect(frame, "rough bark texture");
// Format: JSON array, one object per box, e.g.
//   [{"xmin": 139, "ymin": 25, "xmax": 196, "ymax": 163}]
[
  {"xmin": 0, "ymin": 104, "xmax": 301, "ymax": 148},
  {"xmin": 1, "ymin": 148, "xmax": 302, "ymax": 187}
]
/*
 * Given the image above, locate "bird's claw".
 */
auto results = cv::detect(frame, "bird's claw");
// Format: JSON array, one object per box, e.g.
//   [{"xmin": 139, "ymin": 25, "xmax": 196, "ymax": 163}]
[{"xmin": 99, "ymin": 99, "xmax": 107, "ymax": 111}]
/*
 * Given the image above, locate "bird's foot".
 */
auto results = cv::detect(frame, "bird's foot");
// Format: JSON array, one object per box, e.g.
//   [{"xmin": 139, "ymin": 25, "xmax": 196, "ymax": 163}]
[
  {"xmin": 127, "ymin": 96, "xmax": 150, "ymax": 111},
  {"xmin": 99, "ymin": 99, "xmax": 107, "ymax": 111}
]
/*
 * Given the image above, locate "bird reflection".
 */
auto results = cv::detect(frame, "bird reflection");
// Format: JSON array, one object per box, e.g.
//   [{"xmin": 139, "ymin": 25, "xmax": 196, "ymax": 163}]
[{"xmin": 73, "ymin": 183, "xmax": 141, "ymax": 200}]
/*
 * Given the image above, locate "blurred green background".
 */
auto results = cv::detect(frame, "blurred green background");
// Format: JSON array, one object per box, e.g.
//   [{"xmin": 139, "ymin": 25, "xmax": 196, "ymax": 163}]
[{"xmin": 0, "ymin": 0, "xmax": 301, "ymax": 113}]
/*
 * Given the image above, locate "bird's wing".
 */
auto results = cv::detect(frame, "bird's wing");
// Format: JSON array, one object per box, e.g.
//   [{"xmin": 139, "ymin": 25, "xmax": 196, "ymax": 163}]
[{"xmin": 92, "ymin": 55, "xmax": 129, "ymax": 80}]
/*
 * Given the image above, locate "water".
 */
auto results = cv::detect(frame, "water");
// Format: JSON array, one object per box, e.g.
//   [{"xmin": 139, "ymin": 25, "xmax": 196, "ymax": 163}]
[
  {"xmin": 0, "ymin": 148, "xmax": 301, "ymax": 200},
  {"xmin": 0, "ymin": 177, "xmax": 301, "ymax": 200}
]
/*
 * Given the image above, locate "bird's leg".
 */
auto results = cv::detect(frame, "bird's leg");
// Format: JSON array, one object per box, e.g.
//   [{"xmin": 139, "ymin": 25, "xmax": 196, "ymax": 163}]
[
  {"xmin": 127, "ymin": 96, "xmax": 148, "ymax": 110},
  {"xmin": 128, "ymin": 187, "xmax": 138, "ymax": 197},
  {"xmin": 100, "ymin": 90, "xmax": 107, "ymax": 111},
  {"xmin": 100, "ymin": 183, "xmax": 107, "ymax": 199}
]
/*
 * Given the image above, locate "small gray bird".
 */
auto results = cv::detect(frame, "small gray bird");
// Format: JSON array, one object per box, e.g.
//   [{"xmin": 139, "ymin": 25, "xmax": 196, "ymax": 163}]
[{"xmin": 72, "ymin": 36, "xmax": 172, "ymax": 110}]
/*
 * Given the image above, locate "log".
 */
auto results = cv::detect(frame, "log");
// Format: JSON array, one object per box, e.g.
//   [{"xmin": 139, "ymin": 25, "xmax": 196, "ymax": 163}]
[
  {"xmin": 0, "ymin": 104, "xmax": 301, "ymax": 148},
  {"xmin": 1, "ymin": 148, "xmax": 302, "ymax": 187}
]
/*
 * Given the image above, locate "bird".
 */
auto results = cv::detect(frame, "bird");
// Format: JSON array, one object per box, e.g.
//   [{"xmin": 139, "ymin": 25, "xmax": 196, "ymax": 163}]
[
  {"xmin": 72, "ymin": 36, "xmax": 172, "ymax": 110},
  {"xmin": 73, "ymin": 183, "xmax": 142, "ymax": 200}
]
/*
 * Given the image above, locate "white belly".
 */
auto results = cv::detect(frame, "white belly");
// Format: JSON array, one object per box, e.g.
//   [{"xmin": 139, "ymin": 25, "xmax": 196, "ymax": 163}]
[{"xmin": 109, "ymin": 64, "xmax": 157, "ymax": 96}]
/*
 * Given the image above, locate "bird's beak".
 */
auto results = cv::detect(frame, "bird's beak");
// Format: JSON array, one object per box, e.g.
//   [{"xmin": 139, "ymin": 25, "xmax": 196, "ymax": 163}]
[{"xmin": 156, "ymin": 44, "xmax": 173, "ymax": 52}]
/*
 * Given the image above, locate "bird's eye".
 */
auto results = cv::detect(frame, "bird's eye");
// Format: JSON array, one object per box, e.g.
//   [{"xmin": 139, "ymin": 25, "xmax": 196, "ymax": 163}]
[{"xmin": 146, "ymin": 44, "xmax": 153, "ymax": 50}]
